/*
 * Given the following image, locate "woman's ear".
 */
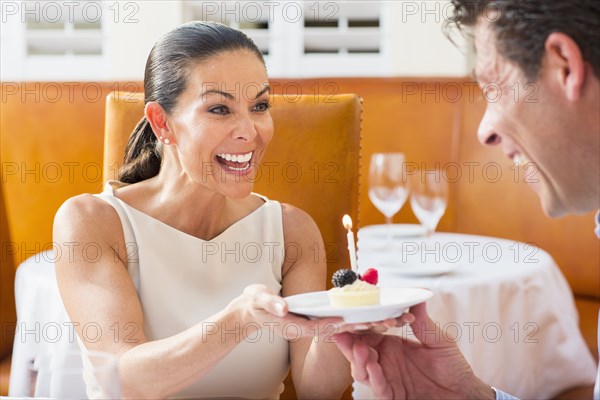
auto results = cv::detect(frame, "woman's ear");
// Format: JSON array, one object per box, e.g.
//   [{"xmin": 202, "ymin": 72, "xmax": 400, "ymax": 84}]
[
  {"xmin": 544, "ymin": 32, "xmax": 585, "ymax": 102},
  {"xmin": 145, "ymin": 102, "xmax": 175, "ymax": 145}
]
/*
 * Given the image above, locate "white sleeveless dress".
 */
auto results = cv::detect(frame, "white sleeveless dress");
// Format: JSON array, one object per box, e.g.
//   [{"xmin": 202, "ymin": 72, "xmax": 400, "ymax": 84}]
[{"xmin": 85, "ymin": 181, "xmax": 289, "ymax": 399}]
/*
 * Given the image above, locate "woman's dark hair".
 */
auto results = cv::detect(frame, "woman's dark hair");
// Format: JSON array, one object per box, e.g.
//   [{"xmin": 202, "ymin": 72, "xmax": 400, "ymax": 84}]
[
  {"xmin": 119, "ymin": 21, "xmax": 265, "ymax": 183},
  {"xmin": 444, "ymin": 0, "xmax": 600, "ymax": 81}
]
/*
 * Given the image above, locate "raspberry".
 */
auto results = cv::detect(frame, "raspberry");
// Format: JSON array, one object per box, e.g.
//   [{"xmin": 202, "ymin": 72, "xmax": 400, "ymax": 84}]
[
  {"xmin": 359, "ymin": 268, "xmax": 378, "ymax": 285},
  {"xmin": 332, "ymin": 269, "xmax": 358, "ymax": 288}
]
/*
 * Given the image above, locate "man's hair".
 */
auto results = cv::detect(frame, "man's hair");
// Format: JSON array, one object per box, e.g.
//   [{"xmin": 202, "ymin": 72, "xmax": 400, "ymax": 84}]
[{"xmin": 445, "ymin": 0, "xmax": 600, "ymax": 81}]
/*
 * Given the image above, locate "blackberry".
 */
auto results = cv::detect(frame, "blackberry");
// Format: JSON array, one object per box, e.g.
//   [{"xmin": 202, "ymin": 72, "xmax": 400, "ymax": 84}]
[{"xmin": 332, "ymin": 269, "xmax": 358, "ymax": 288}]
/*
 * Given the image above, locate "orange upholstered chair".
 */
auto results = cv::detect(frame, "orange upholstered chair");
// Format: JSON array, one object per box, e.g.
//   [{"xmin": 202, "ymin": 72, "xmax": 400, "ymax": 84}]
[{"xmin": 0, "ymin": 180, "xmax": 17, "ymax": 395}]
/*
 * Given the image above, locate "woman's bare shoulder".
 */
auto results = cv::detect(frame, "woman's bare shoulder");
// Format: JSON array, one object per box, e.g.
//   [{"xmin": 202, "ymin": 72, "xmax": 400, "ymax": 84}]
[
  {"xmin": 280, "ymin": 203, "xmax": 313, "ymax": 224},
  {"xmin": 54, "ymin": 193, "xmax": 121, "ymax": 240},
  {"xmin": 280, "ymin": 203, "xmax": 322, "ymax": 243}
]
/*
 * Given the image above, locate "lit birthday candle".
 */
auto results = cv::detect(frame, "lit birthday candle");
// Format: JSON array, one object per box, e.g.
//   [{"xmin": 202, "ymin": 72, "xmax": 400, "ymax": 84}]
[{"xmin": 342, "ymin": 214, "xmax": 358, "ymax": 272}]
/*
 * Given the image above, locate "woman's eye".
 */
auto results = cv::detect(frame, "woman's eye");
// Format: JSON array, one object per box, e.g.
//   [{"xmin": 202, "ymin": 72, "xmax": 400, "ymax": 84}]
[
  {"xmin": 253, "ymin": 101, "xmax": 271, "ymax": 112},
  {"xmin": 209, "ymin": 105, "xmax": 229, "ymax": 115}
]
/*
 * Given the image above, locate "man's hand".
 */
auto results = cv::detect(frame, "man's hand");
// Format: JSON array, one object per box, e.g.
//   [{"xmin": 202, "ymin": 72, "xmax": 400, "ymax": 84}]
[{"xmin": 334, "ymin": 303, "xmax": 495, "ymax": 400}]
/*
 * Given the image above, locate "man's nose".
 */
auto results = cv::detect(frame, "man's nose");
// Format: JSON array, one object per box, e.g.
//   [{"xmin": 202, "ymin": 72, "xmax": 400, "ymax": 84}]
[{"xmin": 477, "ymin": 108, "xmax": 501, "ymax": 146}]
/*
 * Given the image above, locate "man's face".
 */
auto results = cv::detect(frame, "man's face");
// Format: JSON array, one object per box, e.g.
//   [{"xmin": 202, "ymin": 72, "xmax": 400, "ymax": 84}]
[{"xmin": 473, "ymin": 18, "xmax": 600, "ymax": 217}]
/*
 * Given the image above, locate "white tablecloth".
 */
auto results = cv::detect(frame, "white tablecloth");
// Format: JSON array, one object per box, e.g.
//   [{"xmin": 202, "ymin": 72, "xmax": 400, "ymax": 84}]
[
  {"xmin": 353, "ymin": 231, "xmax": 597, "ymax": 399},
  {"xmin": 9, "ymin": 251, "xmax": 81, "ymax": 397}
]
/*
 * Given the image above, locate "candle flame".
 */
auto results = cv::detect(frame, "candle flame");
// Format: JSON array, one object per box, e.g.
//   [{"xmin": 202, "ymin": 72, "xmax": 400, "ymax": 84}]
[{"xmin": 342, "ymin": 214, "xmax": 353, "ymax": 230}]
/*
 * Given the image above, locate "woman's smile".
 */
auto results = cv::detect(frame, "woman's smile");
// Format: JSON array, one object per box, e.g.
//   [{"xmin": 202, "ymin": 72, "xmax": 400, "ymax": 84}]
[{"xmin": 215, "ymin": 150, "xmax": 254, "ymax": 175}]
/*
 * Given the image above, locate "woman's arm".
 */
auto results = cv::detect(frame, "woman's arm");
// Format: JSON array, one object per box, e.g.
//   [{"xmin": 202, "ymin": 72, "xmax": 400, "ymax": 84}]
[
  {"xmin": 54, "ymin": 195, "xmax": 314, "ymax": 399},
  {"xmin": 280, "ymin": 204, "xmax": 352, "ymax": 399}
]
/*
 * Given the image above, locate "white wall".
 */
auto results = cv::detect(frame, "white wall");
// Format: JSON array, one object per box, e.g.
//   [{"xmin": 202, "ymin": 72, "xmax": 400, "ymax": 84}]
[
  {"xmin": 387, "ymin": 1, "xmax": 470, "ymax": 76},
  {"xmin": 0, "ymin": 0, "xmax": 471, "ymax": 81},
  {"xmin": 105, "ymin": 1, "xmax": 183, "ymax": 80}
]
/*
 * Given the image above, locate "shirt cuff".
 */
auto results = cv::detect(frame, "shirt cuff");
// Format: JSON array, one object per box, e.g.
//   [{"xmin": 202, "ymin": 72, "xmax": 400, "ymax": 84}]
[{"xmin": 492, "ymin": 387, "xmax": 520, "ymax": 400}]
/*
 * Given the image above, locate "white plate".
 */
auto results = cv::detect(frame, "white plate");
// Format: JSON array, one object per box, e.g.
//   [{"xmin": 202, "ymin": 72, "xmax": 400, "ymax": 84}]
[
  {"xmin": 359, "ymin": 224, "xmax": 427, "ymax": 239},
  {"xmin": 285, "ymin": 287, "xmax": 433, "ymax": 323},
  {"xmin": 378, "ymin": 260, "xmax": 461, "ymax": 277}
]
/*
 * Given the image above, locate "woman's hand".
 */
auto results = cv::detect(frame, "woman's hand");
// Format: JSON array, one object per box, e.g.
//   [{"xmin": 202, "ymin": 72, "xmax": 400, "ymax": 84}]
[
  {"xmin": 230, "ymin": 284, "xmax": 413, "ymax": 341},
  {"xmin": 228, "ymin": 284, "xmax": 344, "ymax": 340}
]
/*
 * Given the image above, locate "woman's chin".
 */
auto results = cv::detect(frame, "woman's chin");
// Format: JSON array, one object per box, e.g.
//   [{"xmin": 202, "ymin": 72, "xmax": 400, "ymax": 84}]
[{"xmin": 220, "ymin": 184, "xmax": 255, "ymax": 199}]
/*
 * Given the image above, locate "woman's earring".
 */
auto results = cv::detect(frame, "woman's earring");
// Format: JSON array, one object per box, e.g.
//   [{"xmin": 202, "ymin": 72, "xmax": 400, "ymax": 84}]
[{"xmin": 164, "ymin": 138, "xmax": 170, "ymax": 144}]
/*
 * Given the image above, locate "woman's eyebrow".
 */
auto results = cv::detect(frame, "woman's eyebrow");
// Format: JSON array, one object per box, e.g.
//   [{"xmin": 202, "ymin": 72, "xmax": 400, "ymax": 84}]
[
  {"xmin": 200, "ymin": 89, "xmax": 235, "ymax": 101},
  {"xmin": 254, "ymin": 85, "xmax": 270, "ymax": 99},
  {"xmin": 199, "ymin": 85, "xmax": 270, "ymax": 101}
]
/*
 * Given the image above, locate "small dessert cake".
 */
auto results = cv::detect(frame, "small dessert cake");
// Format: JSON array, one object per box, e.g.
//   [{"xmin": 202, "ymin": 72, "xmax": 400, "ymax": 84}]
[{"xmin": 328, "ymin": 268, "xmax": 380, "ymax": 307}]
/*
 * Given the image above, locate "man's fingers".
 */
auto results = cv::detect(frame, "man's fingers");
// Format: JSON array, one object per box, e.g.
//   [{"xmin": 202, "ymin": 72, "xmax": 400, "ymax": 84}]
[
  {"xmin": 367, "ymin": 361, "xmax": 394, "ymax": 400},
  {"xmin": 342, "ymin": 335, "xmax": 392, "ymax": 399},
  {"xmin": 398, "ymin": 312, "xmax": 415, "ymax": 325},
  {"xmin": 408, "ymin": 302, "xmax": 445, "ymax": 346},
  {"xmin": 351, "ymin": 340, "xmax": 373, "ymax": 382},
  {"xmin": 332, "ymin": 332, "xmax": 355, "ymax": 362}
]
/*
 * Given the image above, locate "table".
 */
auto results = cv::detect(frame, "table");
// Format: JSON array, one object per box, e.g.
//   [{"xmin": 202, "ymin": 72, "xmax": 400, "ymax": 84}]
[
  {"xmin": 8, "ymin": 251, "xmax": 82, "ymax": 397},
  {"xmin": 9, "ymin": 239, "xmax": 596, "ymax": 399},
  {"xmin": 353, "ymin": 229, "xmax": 597, "ymax": 399}
]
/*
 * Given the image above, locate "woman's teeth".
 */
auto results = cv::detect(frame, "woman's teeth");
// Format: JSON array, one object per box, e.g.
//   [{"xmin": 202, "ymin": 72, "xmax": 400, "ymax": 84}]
[
  {"xmin": 216, "ymin": 152, "xmax": 253, "ymax": 163},
  {"xmin": 215, "ymin": 151, "xmax": 253, "ymax": 171}
]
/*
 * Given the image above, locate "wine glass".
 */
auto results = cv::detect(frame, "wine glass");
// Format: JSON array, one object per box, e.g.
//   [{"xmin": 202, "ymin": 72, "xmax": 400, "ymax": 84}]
[
  {"xmin": 410, "ymin": 169, "xmax": 448, "ymax": 236},
  {"xmin": 368, "ymin": 153, "xmax": 410, "ymax": 241}
]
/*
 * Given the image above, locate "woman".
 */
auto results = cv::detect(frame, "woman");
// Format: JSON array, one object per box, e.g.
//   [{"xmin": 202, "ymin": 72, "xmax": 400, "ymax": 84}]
[{"xmin": 54, "ymin": 21, "xmax": 356, "ymax": 399}]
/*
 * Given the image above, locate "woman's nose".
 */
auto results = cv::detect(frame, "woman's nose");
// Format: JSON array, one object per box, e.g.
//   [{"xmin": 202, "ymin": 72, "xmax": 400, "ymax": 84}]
[
  {"xmin": 477, "ymin": 109, "xmax": 502, "ymax": 146},
  {"xmin": 233, "ymin": 115, "xmax": 258, "ymax": 141}
]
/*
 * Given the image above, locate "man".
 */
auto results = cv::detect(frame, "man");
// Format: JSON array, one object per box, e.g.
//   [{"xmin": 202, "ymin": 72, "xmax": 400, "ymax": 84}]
[{"xmin": 334, "ymin": 1, "xmax": 600, "ymax": 399}]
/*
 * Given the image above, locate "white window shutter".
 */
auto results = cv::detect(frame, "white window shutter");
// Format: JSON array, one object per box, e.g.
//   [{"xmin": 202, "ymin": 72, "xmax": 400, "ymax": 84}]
[
  {"xmin": 4, "ymin": 0, "xmax": 107, "ymax": 80},
  {"xmin": 183, "ymin": 1, "xmax": 392, "ymax": 78}
]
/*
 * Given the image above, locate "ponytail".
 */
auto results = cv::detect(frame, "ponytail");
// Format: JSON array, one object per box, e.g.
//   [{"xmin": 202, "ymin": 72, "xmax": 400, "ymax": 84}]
[{"xmin": 118, "ymin": 116, "xmax": 162, "ymax": 184}]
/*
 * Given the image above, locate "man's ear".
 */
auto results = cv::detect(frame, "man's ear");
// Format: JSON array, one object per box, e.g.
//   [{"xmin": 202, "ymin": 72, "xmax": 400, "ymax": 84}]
[
  {"xmin": 145, "ymin": 102, "xmax": 176, "ymax": 144},
  {"xmin": 544, "ymin": 32, "xmax": 585, "ymax": 102}
]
